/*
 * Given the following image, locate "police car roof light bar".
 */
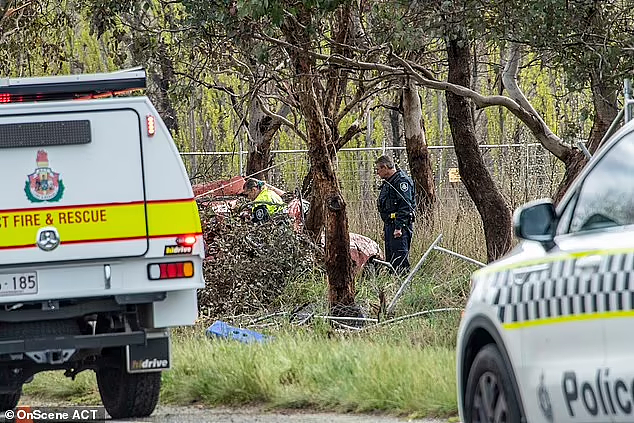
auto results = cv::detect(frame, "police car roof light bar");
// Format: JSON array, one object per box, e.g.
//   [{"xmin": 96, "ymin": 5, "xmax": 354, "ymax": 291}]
[{"xmin": 0, "ymin": 68, "xmax": 146, "ymax": 103}]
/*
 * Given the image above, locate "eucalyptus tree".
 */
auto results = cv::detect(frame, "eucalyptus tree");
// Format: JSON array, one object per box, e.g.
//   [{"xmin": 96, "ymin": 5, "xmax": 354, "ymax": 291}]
[
  {"xmin": 182, "ymin": 0, "xmax": 410, "ymax": 314},
  {"xmin": 88, "ymin": 0, "xmax": 300, "ymax": 182},
  {"xmin": 167, "ymin": 21, "xmax": 294, "ymax": 181},
  {"xmin": 83, "ymin": 0, "xmax": 196, "ymax": 136},
  {"xmin": 359, "ymin": 1, "xmax": 439, "ymax": 218},
  {"xmin": 360, "ymin": 0, "xmax": 633, "ymax": 260},
  {"xmin": 367, "ymin": 1, "xmax": 514, "ymax": 261},
  {"xmin": 0, "ymin": 1, "xmax": 73, "ymax": 76},
  {"xmin": 485, "ymin": 0, "xmax": 634, "ymax": 200},
  {"xmin": 402, "ymin": 79, "xmax": 437, "ymax": 219}
]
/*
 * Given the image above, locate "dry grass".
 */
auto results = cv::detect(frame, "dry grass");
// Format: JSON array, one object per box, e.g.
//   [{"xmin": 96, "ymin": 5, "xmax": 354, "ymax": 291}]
[{"xmin": 346, "ymin": 197, "xmax": 487, "ymax": 263}]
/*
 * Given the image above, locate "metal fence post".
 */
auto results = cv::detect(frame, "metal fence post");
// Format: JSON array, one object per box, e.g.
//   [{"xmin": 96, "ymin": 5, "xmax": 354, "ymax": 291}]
[
  {"xmin": 625, "ymin": 79, "xmax": 633, "ymax": 123},
  {"xmin": 386, "ymin": 234, "xmax": 443, "ymax": 315},
  {"xmin": 239, "ymin": 134, "xmax": 244, "ymax": 176}
]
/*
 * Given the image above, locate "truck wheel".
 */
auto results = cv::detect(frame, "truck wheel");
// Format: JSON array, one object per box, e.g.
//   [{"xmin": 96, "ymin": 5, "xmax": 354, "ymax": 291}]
[
  {"xmin": 464, "ymin": 344, "xmax": 522, "ymax": 423},
  {"xmin": 0, "ymin": 388, "xmax": 21, "ymax": 412},
  {"xmin": 96, "ymin": 364, "xmax": 161, "ymax": 418}
]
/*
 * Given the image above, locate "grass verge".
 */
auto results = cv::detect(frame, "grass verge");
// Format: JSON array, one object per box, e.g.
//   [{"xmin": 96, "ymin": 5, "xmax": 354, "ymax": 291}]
[{"xmin": 22, "ymin": 321, "xmax": 458, "ymax": 419}]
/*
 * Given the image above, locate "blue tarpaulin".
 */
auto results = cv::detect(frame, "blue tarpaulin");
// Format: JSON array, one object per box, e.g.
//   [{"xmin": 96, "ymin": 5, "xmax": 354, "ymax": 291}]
[{"xmin": 205, "ymin": 320, "xmax": 269, "ymax": 344}]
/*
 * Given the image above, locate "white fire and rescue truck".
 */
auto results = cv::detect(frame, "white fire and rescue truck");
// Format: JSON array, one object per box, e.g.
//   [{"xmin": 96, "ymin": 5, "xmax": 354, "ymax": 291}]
[
  {"xmin": 457, "ymin": 81, "xmax": 634, "ymax": 423},
  {"xmin": 0, "ymin": 68, "xmax": 204, "ymax": 418}
]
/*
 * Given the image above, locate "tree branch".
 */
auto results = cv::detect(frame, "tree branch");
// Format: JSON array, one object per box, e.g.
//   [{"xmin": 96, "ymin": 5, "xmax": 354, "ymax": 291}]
[
  {"xmin": 336, "ymin": 82, "xmax": 396, "ymax": 123},
  {"xmin": 173, "ymin": 71, "xmax": 239, "ymax": 98},
  {"xmin": 370, "ymin": 103, "xmax": 401, "ymax": 112},
  {"xmin": 502, "ymin": 43, "xmax": 571, "ymax": 161},
  {"xmin": 257, "ymin": 32, "xmax": 573, "ymax": 164},
  {"xmin": 323, "ymin": 5, "xmax": 353, "ymax": 122},
  {"xmin": 337, "ymin": 120, "xmax": 365, "ymax": 150},
  {"xmin": 1, "ymin": 1, "xmax": 30, "ymax": 24},
  {"xmin": 257, "ymin": 95, "xmax": 307, "ymax": 142}
]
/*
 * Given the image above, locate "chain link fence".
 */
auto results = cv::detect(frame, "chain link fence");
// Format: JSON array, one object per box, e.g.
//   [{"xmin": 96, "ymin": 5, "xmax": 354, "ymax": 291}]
[
  {"xmin": 187, "ymin": 144, "xmax": 565, "ymax": 318},
  {"xmin": 182, "ymin": 143, "xmax": 564, "ymax": 211},
  {"xmin": 182, "ymin": 143, "xmax": 564, "ymax": 244}
]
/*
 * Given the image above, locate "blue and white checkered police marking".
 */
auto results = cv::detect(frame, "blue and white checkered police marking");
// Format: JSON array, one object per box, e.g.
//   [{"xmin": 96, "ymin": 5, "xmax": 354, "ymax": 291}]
[{"xmin": 477, "ymin": 251, "xmax": 634, "ymax": 328}]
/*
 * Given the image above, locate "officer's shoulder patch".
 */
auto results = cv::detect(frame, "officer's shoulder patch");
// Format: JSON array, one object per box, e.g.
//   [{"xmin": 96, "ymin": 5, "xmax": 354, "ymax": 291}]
[{"xmin": 399, "ymin": 182, "xmax": 409, "ymax": 192}]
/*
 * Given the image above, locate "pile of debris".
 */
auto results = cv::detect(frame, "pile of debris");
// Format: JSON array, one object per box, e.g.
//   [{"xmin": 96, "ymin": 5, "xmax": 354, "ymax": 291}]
[{"xmin": 197, "ymin": 202, "xmax": 324, "ymax": 318}]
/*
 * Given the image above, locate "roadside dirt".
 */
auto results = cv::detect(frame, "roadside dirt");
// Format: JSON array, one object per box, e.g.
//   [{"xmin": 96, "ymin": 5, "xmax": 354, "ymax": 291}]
[{"xmin": 19, "ymin": 396, "xmax": 453, "ymax": 422}]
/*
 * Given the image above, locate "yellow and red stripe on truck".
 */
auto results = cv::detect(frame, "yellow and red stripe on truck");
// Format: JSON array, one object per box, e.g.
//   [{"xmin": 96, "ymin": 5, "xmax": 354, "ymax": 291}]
[{"xmin": 0, "ymin": 198, "xmax": 202, "ymax": 250}]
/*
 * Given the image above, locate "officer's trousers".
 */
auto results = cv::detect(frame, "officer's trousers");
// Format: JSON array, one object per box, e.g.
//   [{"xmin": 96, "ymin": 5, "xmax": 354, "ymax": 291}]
[{"xmin": 383, "ymin": 221, "xmax": 412, "ymax": 273}]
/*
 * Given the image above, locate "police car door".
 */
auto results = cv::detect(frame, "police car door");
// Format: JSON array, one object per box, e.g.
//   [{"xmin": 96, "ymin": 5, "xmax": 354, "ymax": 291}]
[
  {"xmin": 511, "ymin": 228, "xmax": 607, "ymax": 423},
  {"xmin": 565, "ymin": 127, "xmax": 634, "ymax": 423},
  {"xmin": 523, "ymin": 127, "xmax": 634, "ymax": 423}
]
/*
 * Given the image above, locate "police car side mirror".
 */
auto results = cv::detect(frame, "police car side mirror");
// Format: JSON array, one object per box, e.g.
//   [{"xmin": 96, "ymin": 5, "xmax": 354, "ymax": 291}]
[{"xmin": 513, "ymin": 199, "xmax": 558, "ymax": 250}]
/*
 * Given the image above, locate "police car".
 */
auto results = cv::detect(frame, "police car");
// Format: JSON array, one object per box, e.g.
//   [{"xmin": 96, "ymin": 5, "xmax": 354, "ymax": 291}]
[
  {"xmin": 457, "ymin": 93, "xmax": 634, "ymax": 423},
  {"xmin": 0, "ymin": 69, "xmax": 204, "ymax": 418}
]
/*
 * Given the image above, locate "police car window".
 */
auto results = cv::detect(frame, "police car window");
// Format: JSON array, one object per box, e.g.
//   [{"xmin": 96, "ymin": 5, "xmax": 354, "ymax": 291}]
[{"xmin": 569, "ymin": 132, "xmax": 634, "ymax": 233}]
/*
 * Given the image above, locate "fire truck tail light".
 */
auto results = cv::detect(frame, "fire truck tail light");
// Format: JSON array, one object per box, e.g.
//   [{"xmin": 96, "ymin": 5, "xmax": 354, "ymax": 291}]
[
  {"xmin": 148, "ymin": 261, "xmax": 194, "ymax": 280},
  {"xmin": 176, "ymin": 235, "xmax": 197, "ymax": 247},
  {"xmin": 146, "ymin": 114, "xmax": 156, "ymax": 136}
]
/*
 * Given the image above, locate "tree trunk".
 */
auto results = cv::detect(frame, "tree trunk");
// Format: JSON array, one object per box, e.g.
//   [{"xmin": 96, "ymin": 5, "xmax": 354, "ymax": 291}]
[
  {"xmin": 446, "ymin": 37, "xmax": 512, "ymax": 262},
  {"xmin": 300, "ymin": 5, "xmax": 353, "ymax": 241},
  {"xmin": 245, "ymin": 100, "xmax": 288, "ymax": 180},
  {"xmin": 552, "ymin": 148, "xmax": 587, "ymax": 203},
  {"xmin": 587, "ymin": 76, "xmax": 619, "ymax": 153},
  {"xmin": 245, "ymin": 139, "xmax": 271, "ymax": 180},
  {"xmin": 361, "ymin": 106, "xmax": 373, "ymax": 207},
  {"xmin": 552, "ymin": 74, "xmax": 619, "ymax": 203},
  {"xmin": 402, "ymin": 81, "xmax": 436, "ymax": 218},
  {"xmin": 281, "ymin": 16, "xmax": 355, "ymax": 316},
  {"xmin": 152, "ymin": 41, "xmax": 179, "ymax": 135},
  {"xmin": 390, "ymin": 104, "xmax": 404, "ymax": 164},
  {"xmin": 301, "ymin": 93, "xmax": 355, "ymax": 315}
]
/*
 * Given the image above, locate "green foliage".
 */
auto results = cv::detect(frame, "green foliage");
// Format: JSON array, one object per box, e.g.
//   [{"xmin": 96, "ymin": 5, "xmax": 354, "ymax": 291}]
[
  {"xmin": 78, "ymin": 0, "xmax": 137, "ymax": 37},
  {"xmin": 228, "ymin": 0, "xmax": 349, "ymax": 25},
  {"xmin": 370, "ymin": 1, "xmax": 434, "ymax": 51},
  {"xmin": 0, "ymin": 1, "xmax": 73, "ymax": 76},
  {"xmin": 23, "ymin": 327, "xmax": 458, "ymax": 418},
  {"xmin": 484, "ymin": 0, "xmax": 634, "ymax": 92}
]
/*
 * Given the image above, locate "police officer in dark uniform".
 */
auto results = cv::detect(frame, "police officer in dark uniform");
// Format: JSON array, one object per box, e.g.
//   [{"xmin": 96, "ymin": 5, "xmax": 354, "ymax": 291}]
[{"xmin": 375, "ymin": 155, "xmax": 415, "ymax": 273}]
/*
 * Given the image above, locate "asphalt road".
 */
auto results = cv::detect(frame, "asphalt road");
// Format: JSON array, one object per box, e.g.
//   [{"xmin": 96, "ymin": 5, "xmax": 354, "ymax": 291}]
[{"xmin": 125, "ymin": 405, "xmax": 450, "ymax": 423}]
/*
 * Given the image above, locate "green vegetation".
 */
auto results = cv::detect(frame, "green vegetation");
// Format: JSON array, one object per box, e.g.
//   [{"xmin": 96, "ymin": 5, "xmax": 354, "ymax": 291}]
[
  {"xmin": 23, "ymin": 320, "xmax": 459, "ymax": 418},
  {"xmin": 20, "ymin": 202, "xmax": 477, "ymax": 418}
]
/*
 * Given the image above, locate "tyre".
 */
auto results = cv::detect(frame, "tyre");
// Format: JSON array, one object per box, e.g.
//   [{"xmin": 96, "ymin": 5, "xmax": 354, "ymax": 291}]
[
  {"xmin": 0, "ymin": 388, "xmax": 21, "ymax": 412},
  {"xmin": 464, "ymin": 344, "xmax": 522, "ymax": 423},
  {"xmin": 96, "ymin": 354, "xmax": 161, "ymax": 419}
]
